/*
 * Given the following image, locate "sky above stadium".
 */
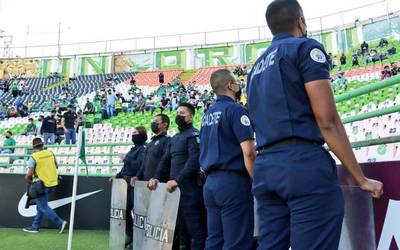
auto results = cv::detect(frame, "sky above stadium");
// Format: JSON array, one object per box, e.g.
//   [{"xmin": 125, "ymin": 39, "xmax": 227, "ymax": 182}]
[{"xmin": 0, "ymin": 0, "xmax": 399, "ymax": 49}]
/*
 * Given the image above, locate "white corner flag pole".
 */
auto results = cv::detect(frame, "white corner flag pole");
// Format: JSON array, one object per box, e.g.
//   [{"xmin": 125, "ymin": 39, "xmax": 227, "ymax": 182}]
[{"xmin": 67, "ymin": 130, "xmax": 82, "ymax": 250}]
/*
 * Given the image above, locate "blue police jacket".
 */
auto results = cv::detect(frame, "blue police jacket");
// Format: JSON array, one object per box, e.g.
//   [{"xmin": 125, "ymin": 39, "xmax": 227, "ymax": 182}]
[
  {"xmin": 154, "ymin": 125, "xmax": 200, "ymax": 185},
  {"xmin": 247, "ymin": 33, "xmax": 331, "ymax": 150},
  {"xmin": 199, "ymin": 95, "xmax": 254, "ymax": 173}
]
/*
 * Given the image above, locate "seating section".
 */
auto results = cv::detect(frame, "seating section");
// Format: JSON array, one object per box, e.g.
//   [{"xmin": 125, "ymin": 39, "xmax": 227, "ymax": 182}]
[
  {"xmin": 0, "ymin": 72, "xmax": 133, "ymax": 110},
  {"xmin": 1, "ymin": 37, "xmax": 400, "ymax": 174},
  {"xmin": 187, "ymin": 65, "xmax": 247, "ymax": 84},
  {"xmin": 133, "ymin": 70, "xmax": 183, "ymax": 86}
]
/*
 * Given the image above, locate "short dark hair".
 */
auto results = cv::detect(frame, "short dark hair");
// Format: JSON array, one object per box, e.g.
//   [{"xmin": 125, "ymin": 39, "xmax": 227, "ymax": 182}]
[
  {"xmin": 178, "ymin": 103, "xmax": 195, "ymax": 116},
  {"xmin": 135, "ymin": 126, "xmax": 148, "ymax": 141},
  {"xmin": 32, "ymin": 137, "xmax": 44, "ymax": 150},
  {"xmin": 265, "ymin": 0, "xmax": 303, "ymax": 35},
  {"xmin": 155, "ymin": 114, "xmax": 170, "ymax": 129},
  {"xmin": 210, "ymin": 69, "xmax": 235, "ymax": 94}
]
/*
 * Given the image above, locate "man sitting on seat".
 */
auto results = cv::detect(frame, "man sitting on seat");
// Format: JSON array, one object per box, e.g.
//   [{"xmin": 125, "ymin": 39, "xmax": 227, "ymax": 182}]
[{"xmin": 1, "ymin": 131, "xmax": 16, "ymax": 154}]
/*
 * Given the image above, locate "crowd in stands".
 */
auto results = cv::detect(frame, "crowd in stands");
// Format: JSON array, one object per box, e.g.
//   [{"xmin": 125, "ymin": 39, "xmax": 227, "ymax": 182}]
[
  {"xmin": 328, "ymin": 38, "xmax": 397, "ymax": 70},
  {"xmin": 0, "ymin": 37, "xmax": 398, "ymax": 148},
  {"xmin": 87, "ymin": 75, "xmax": 218, "ymax": 120},
  {"xmin": 381, "ymin": 62, "xmax": 400, "ymax": 80},
  {"xmin": 0, "ymin": 75, "xmax": 30, "ymax": 98}
]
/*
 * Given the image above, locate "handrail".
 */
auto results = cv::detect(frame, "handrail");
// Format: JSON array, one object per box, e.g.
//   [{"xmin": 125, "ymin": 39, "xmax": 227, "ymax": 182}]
[
  {"xmin": 335, "ymin": 76, "xmax": 400, "ymax": 103},
  {"xmin": 0, "ymin": 142, "xmax": 132, "ymax": 150},
  {"xmin": 342, "ymin": 105, "xmax": 400, "ymax": 124},
  {"xmin": 351, "ymin": 135, "xmax": 400, "ymax": 148}
]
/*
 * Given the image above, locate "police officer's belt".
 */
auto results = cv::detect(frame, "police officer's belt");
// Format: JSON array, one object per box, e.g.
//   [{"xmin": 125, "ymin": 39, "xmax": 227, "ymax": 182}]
[
  {"xmin": 206, "ymin": 168, "xmax": 248, "ymax": 177},
  {"xmin": 259, "ymin": 137, "xmax": 314, "ymax": 152}
]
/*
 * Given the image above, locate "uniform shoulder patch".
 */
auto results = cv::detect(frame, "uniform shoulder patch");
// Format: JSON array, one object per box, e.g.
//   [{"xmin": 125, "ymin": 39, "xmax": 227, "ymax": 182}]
[
  {"xmin": 240, "ymin": 115, "xmax": 251, "ymax": 126},
  {"xmin": 310, "ymin": 48, "xmax": 326, "ymax": 63}
]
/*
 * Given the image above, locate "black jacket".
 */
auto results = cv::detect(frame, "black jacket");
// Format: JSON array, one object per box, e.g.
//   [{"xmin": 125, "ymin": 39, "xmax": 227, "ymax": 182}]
[
  {"xmin": 116, "ymin": 143, "xmax": 147, "ymax": 178},
  {"xmin": 155, "ymin": 125, "xmax": 200, "ymax": 185},
  {"xmin": 136, "ymin": 132, "xmax": 170, "ymax": 181},
  {"xmin": 40, "ymin": 116, "xmax": 57, "ymax": 134}
]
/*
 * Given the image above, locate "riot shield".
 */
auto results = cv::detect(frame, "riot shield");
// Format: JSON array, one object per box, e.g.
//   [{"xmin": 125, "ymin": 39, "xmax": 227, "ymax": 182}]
[
  {"xmin": 339, "ymin": 185, "xmax": 376, "ymax": 250},
  {"xmin": 109, "ymin": 178, "xmax": 128, "ymax": 250},
  {"xmin": 133, "ymin": 181, "xmax": 181, "ymax": 250}
]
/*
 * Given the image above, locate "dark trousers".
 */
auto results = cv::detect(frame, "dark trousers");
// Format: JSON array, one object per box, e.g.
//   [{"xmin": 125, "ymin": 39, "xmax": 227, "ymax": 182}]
[
  {"xmin": 126, "ymin": 186, "xmax": 134, "ymax": 242},
  {"xmin": 173, "ymin": 181, "xmax": 206, "ymax": 250},
  {"xmin": 203, "ymin": 172, "xmax": 254, "ymax": 250},
  {"xmin": 253, "ymin": 143, "xmax": 344, "ymax": 250}
]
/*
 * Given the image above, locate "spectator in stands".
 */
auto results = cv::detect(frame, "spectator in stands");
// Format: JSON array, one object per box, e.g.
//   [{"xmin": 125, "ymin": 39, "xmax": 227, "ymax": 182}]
[
  {"xmin": 366, "ymin": 49, "xmax": 380, "ymax": 64},
  {"xmin": 100, "ymin": 99, "xmax": 108, "ymax": 119},
  {"xmin": 25, "ymin": 118, "xmax": 37, "ymax": 136},
  {"xmin": 41, "ymin": 110, "xmax": 57, "ymax": 144},
  {"xmin": 379, "ymin": 38, "xmax": 389, "ymax": 48},
  {"xmin": 106, "ymin": 89, "xmax": 117, "ymax": 118},
  {"xmin": 170, "ymin": 93, "xmax": 179, "ymax": 111},
  {"xmin": 130, "ymin": 76, "xmax": 136, "ymax": 86},
  {"xmin": 83, "ymin": 98, "xmax": 95, "ymax": 114},
  {"xmin": 159, "ymin": 94, "xmax": 170, "ymax": 113},
  {"xmin": 11, "ymin": 79, "xmax": 18, "ymax": 98},
  {"xmin": 18, "ymin": 102, "xmax": 29, "ymax": 117},
  {"xmin": 145, "ymin": 96, "xmax": 156, "ymax": 114},
  {"xmin": 361, "ymin": 41, "xmax": 369, "ymax": 55},
  {"xmin": 159, "ymin": 72, "xmax": 165, "ymax": 84},
  {"xmin": 388, "ymin": 45, "xmax": 397, "ymax": 55},
  {"xmin": 1, "ymin": 131, "xmax": 16, "ymax": 154},
  {"xmin": 62, "ymin": 104, "xmax": 78, "ymax": 144},
  {"xmin": 115, "ymin": 95, "xmax": 123, "ymax": 115},
  {"xmin": 352, "ymin": 54, "xmax": 359, "ymax": 66},
  {"xmin": 340, "ymin": 53, "xmax": 346, "ymax": 65},
  {"xmin": 391, "ymin": 62, "xmax": 400, "ymax": 76},
  {"xmin": 36, "ymin": 115, "xmax": 44, "ymax": 136},
  {"xmin": 333, "ymin": 71, "xmax": 348, "ymax": 90},
  {"xmin": 9, "ymin": 106, "xmax": 18, "ymax": 118},
  {"xmin": 381, "ymin": 65, "xmax": 392, "ymax": 80},
  {"xmin": 137, "ymin": 94, "xmax": 145, "ymax": 114}
]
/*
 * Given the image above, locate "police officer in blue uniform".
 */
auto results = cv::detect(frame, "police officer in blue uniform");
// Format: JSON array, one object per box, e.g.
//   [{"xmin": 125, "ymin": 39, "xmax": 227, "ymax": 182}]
[
  {"xmin": 246, "ymin": 1, "xmax": 384, "ymax": 249},
  {"xmin": 199, "ymin": 69, "xmax": 256, "ymax": 250},
  {"xmin": 112, "ymin": 126, "xmax": 148, "ymax": 249},
  {"xmin": 148, "ymin": 103, "xmax": 206, "ymax": 250}
]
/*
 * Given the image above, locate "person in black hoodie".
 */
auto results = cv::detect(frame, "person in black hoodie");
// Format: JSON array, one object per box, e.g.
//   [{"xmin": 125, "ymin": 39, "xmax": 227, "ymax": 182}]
[
  {"xmin": 41, "ymin": 110, "xmax": 58, "ymax": 144},
  {"xmin": 111, "ymin": 126, "xmax": 148, "ymax": 249}
]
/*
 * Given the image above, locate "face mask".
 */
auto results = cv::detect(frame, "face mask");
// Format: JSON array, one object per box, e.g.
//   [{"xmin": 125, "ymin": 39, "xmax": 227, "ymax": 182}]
[
  {"xmin": 5, "ymin": 136, "xmax": 10, "ymax": 139},
  {"xmin": 175, "ymin": 115, "xmax": 188, "ymax": 129},
  {"xmin": 235, "ymin": 87, "xmax": 242, "ymax": 101},
  {"xmin": 132, "ymin": 134, "xmax": 147, "ymax": 145},
  {"xmin": 151, "ymin": 122, "xmax": 160, "ymax": 134},
  {"xmin": 300, "ymin": 17, "xmax": 307, "ymax": 38}
]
